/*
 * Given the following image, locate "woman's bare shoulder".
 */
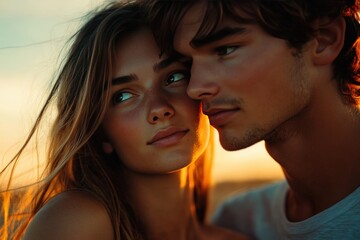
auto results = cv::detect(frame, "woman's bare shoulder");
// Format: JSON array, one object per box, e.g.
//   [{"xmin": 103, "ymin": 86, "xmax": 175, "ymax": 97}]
[
  {"xmin": 23, "ymin": 190, "xmax": 114, "ymax": 240},
  {"xmin": 201, "ymin": 224, "xmax": 252, "ymax": 240}
]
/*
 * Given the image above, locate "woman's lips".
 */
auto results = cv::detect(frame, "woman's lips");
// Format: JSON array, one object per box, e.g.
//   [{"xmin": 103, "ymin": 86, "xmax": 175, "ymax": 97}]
[{"xmin": 147, "ymin": 127, "xmax": 188, "ymax": 147}]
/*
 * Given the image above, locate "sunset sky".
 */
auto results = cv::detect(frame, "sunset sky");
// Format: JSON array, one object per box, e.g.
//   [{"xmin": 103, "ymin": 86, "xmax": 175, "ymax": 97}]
[{"xmin": 0, "ymin": 0, "xmax": 284, "ymax": 188}]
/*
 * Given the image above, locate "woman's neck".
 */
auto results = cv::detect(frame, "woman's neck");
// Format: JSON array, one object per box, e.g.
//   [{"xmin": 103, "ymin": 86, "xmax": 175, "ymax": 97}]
[{"xmin": 123, "ymin": 167, "xmax": 203, "ymax": 240}]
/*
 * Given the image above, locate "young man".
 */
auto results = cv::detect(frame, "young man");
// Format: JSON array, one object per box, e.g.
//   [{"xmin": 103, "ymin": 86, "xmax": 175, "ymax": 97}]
[{"xmin": 144, "ymin": 0, "xmax": 360, "ymax": 239}]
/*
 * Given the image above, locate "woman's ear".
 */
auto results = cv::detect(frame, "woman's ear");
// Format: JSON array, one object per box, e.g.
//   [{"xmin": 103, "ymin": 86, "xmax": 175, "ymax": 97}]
[
  {"xmin": 102, "ymin": 142, "xmax": 114, "ymax": 154},
  {"xmin": 97, "ymin": 128, "xmax": 114, "ymax": 154},
  {"xmin": 312, "ymin": 16, "xmax": 346, "ymax": 65}
]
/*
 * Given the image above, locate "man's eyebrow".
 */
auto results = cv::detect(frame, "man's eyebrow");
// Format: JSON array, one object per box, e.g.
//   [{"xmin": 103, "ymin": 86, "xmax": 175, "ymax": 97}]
[
  {"xmin": 153, "ymin": 53, "xmax": 183, "ymax": 72},
  {"xmin": 112, "ymin": 75, "xmax": 136, "ymax": 85},
  {"xmin": 191, "ymin": 27, "xmax": 247, "ymax": 48}
]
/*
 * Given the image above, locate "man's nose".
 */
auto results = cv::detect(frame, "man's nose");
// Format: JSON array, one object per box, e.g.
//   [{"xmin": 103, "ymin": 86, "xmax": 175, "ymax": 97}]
[{"xmin": 187, "ymin": 60, "xmax": 219, "ymax": 100}]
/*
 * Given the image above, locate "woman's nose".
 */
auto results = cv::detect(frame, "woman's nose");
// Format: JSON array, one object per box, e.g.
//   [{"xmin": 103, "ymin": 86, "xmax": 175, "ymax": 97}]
[{"xmin": 147, "ymin": 98, "xmax": 175, "ymax": 124}]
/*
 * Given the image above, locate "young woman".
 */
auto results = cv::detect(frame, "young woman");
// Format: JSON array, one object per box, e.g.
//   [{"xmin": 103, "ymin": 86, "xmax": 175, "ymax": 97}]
[{"xmin": 1, "ymin": 2, "xmax": 248, "ymax": 240}]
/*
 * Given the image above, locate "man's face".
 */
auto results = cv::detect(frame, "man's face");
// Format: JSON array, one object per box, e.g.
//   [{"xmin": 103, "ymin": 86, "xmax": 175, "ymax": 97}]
[{"xmin": 174, "ymin": 2, "xmax": 315, "ymax": 150}]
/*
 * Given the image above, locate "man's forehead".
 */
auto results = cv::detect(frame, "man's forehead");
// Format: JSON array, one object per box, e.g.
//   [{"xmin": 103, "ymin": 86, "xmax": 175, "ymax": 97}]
[
  {"xmin": 176, "ymin": 2, "xmax": 205, "ymax": 34},
  {"xmin": 174, "ymin": 2, "xmax": 251, "ymax": 51},
  {"xmin": 173, "ymin": 2, "xmax": 206, "ymax": 50}
]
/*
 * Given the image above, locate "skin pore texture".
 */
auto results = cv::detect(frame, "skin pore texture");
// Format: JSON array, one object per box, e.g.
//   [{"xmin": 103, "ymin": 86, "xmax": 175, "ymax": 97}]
[
  {"xmin": 172, "ymin": 1, "xmax": 360, "ymax": 222},
  {"xmin": 22, "ymin": 28, "xmax": 248, "ymax": 240}
]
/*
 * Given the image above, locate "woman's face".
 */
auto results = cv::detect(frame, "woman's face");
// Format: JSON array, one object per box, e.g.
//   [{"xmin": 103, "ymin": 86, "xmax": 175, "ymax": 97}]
[{"xmin": 101, "ymin": 28, "xmax": 210, "ymax": 174}]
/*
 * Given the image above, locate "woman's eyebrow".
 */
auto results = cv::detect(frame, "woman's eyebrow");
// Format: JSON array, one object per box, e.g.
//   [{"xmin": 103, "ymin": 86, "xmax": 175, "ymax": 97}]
[
  {"xmin": 153, "ymin": 53, "xmax": 183, "ymax": 72},
  {"xmin": 111, "ymin": 54, "xmax": 185, "ymax": 86},
  {"xmin": 191, "ymin": 27, "xmax": 247, "ymax": 48},
  {"xmin": 112, "ymin": 74, "xmax": 136, "ymax": 85}
]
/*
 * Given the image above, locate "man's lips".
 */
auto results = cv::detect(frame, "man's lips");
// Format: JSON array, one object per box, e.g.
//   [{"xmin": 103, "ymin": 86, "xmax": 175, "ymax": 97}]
[
  {"xmin": 203, "ymin": 108, "xmax": 240, "ymax": 127},
  {"xmin": 147, "ymin": 127, "xmax": 189, "ymax": 146}
]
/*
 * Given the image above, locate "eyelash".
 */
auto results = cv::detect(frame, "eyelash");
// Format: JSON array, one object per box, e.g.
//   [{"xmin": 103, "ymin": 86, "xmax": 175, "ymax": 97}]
[
  {"xmin": 112, "ymin": 91, "xmax": 134, "ymax": 105},
  {"xmin": 111, "ymin": 70, "xmax": 189, "ymax": 105},
  {"xmin": 214, "ymin": 46, "xmax": 239, "ymax": 57},
  {"xmin": 165, "ymin": 70, "xmax": 190, "ymax": 86}
]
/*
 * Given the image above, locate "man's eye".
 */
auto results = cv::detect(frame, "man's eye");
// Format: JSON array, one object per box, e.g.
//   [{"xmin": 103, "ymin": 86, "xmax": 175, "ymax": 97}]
[
  {"xmin": 165, "ymin": 72, "xmax": 188, "ymax": 86},
  {"xmin": 215, "ymin": 46, "xmax": 238, "ymax": 56},
  {"xmin": 112, "ymin": 92, "xmax": 134, "ymax": 104}
]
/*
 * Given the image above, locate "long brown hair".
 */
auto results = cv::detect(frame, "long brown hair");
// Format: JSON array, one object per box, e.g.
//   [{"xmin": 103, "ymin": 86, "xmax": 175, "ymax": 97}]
[{"xmin": 1, "ymin": 1, "xmax": 214, "ymax": 239}]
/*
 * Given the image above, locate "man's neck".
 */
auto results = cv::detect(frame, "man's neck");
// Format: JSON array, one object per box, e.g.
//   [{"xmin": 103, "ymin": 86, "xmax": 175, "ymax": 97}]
[{"xmin": 265, "ymin": 85, "xmax": 360, "ymax": 221}]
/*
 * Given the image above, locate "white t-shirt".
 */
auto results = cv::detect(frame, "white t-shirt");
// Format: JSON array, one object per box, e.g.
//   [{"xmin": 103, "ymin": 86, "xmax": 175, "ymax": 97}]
[{"xmin": 212, "ymin": 181, "xmax": 360, "ymax": 240}]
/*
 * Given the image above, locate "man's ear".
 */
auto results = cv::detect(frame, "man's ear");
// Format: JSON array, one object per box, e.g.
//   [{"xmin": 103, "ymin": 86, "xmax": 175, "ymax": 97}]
[
  {"xmin": 102, "ymin": 142, "xmax": 114, "ymax": 154},
  {"xmin": 312, "ymin": 16, "xmax": 346, "ymax": 65}
]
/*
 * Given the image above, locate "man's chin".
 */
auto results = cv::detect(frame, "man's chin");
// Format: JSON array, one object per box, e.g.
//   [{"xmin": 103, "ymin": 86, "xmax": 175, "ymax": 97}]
[
  {"xmin": 218, "ymin": 131, "xmax": 262, "ymax": 151},
  {"xmin": 219, "ymin": 134, "xmax": 245, "ymax": 151}
]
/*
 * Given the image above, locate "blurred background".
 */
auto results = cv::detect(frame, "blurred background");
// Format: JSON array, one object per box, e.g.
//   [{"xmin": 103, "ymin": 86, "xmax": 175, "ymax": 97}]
[{"xmin": 0, "ymin": 0, "xmax": 284, "ymax": 214}]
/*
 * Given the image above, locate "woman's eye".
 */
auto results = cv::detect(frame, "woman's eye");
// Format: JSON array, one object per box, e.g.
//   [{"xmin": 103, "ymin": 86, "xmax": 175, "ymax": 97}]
[
  {"xmin": 112, "ymin": 91, "xmax": 134, "ymax": 104},
  {"xmin": 215, "ymin": 46, "xmax": 238, "ymax": 56},
  {"xmin": 165, "ymin": 72, "xmax": 188, "ymax": 86}
]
